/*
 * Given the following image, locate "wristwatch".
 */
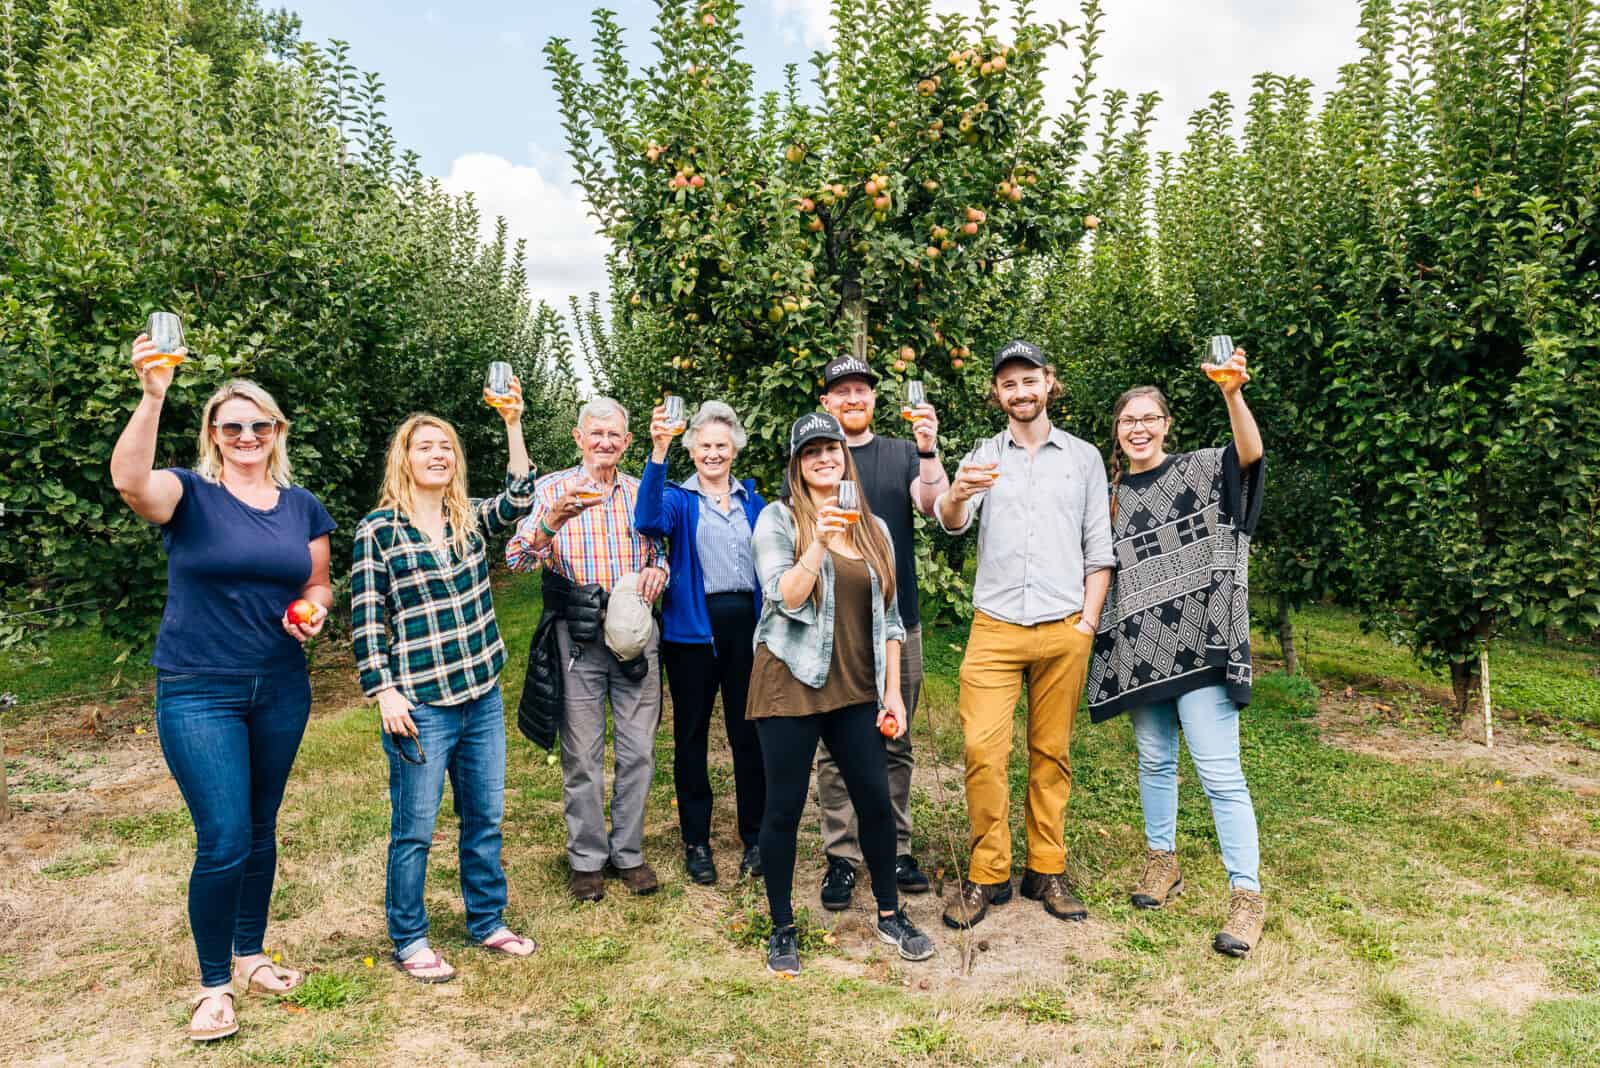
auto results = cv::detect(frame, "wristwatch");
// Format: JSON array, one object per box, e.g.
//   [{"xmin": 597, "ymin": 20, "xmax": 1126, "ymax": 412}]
[{"xmin": 916, "ymin": 449, "xmax": 938, "ymax": 459}]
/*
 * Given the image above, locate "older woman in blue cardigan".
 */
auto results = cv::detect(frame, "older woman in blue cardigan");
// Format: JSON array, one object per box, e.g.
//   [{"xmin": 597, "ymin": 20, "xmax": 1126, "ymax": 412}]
[{"xmin": 634, "ymin": 400, "xmax": 767, "ymax": 886}]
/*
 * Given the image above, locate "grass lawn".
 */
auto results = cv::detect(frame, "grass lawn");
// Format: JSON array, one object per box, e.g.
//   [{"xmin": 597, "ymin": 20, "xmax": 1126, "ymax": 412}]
[{"xmin": 0, "ymin": 581, "xmax": 1596, "ymax": 1065}]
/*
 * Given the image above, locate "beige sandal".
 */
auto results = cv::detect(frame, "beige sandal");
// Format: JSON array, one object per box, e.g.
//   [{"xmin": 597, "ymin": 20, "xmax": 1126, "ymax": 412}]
[
  {"xmin": 188, "ymin": 989, "xmax": 238, "ymax": 1042},
  {"xmin": 234, "ymin": 955, "xmax": 304, "ymax": 995}
]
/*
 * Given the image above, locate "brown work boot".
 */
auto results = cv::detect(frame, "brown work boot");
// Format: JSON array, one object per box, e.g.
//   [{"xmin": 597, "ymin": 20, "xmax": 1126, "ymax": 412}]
[
  {"xmin": 1130, "ymin": 849, "xmax": 1183, "ymax": 910},
  {"xmin": 941, "ymin": 877, "xmax": 1012, "ymax": 929},
  {"xmin": 569, "ymin": 868, "xmax": 604, "ymax": 902},
  {"xmin": 606, "ymin": 860, "xmax": 659, "ymax": 896},
  {"xmin": 1020, "ymin": 869, "xmax": 1088, "ymax": 921},
  {"xmin": 1214, "ymin": 888, "xmax": 1265, "ymax": 957}
]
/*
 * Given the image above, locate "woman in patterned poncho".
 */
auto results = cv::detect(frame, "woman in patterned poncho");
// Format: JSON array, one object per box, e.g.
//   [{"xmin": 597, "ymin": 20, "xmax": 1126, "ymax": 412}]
[{"xmin": 1086, "ymin": 346, "xmax": 1267, "ymax": 958}]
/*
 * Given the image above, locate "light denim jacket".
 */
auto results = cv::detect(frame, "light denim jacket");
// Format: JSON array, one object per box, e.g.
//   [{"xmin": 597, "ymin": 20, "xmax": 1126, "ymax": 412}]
[{"xmin": 751, "ymin": 501, "xmax": 906, "ymax": 703}]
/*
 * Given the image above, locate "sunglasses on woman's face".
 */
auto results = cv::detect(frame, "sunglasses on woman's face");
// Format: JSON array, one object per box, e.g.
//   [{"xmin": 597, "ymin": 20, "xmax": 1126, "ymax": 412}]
[{"xmin": 214, "ymin": 420, "xmax": 279, "ymax": 441}]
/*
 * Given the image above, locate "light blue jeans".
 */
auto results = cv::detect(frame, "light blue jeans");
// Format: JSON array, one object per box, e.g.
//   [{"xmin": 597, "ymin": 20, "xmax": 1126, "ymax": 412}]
[
  {"xmin": 383, "ymin": 688, "xmax": 509, "ymax": 961},
  {"xmin": 1129, "ymin": 684, "xmax": 1261, "ymax": 892}
]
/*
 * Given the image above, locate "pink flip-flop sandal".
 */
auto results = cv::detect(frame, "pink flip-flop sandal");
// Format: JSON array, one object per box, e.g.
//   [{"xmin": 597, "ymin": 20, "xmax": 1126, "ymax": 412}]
[
  {"xmin": 394, "ymin": 948, "xmax": 456, "ymax": 984},
  {"xmin": 479, "ymin": 929, "xmax": 538, "ymax": 958}
]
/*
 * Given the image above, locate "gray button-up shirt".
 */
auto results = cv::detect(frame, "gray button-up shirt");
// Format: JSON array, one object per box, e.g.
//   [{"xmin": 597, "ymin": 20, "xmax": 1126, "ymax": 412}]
[
  {"xmin": 683, "ymin": 474, "xmax": 757, "ymax": 594},
  {"xmin": 939, "ymin": 424, "xmax": 1116, "ymax": 626}
]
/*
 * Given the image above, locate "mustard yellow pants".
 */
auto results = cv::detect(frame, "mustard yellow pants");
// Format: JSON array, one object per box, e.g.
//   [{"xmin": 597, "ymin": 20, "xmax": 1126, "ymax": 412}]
[{"xmin": 958, "ymin": 610, "xmax": 1093, "ymax": 884}]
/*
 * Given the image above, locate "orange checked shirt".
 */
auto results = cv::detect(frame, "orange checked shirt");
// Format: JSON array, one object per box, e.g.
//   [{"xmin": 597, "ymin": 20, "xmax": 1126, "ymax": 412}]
[{"xmin": 505, "ymin": 467, "xmax": 667, "ymax": 589}]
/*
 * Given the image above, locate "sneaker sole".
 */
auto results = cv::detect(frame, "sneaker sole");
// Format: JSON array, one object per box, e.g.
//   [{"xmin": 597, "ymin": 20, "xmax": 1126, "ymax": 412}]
[
  {"xmin": 1130, "ymin": 877, "xmax": 1183, "ymax": 910},
  {"xmin": 767, "ymin": 962, "xmax": 801, "ymax": 976},
  {"xmin": 897, "ymin": 880, "xmax": 932, "ymax": 894},
  {"xmin": 1213, "ymin": 934, "xmax": 1251, "ymax": 958},
  {"xmin": 820, "ymin": 892, "xmax": 854, "ymax": 912},
  {"xmin": 877, "ymin": 928, "xmax": 936, "ymax": 962}
]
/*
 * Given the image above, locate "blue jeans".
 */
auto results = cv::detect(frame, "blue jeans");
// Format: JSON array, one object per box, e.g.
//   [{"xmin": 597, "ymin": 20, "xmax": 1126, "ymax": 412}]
[
  {"xmin": 155, "ymin": 669, "xmax": 311, "ymax": 987},
  {"xmin": 383, "ymin": 688, "xmax": 509, "ymax": 960},
  {"xmin": 1129, "ymin": 684, "xmax": 1261, "ymax": 892}
]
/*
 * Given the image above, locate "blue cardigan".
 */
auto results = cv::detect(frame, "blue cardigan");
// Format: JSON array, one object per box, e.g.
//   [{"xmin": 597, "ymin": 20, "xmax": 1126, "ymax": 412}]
[{"xmin": 634, "ymin": 458, "xmax": 765, "ymax": 646}]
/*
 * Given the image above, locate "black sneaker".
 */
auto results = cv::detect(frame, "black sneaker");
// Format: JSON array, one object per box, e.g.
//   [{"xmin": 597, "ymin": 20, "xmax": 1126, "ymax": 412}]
[
  {"xmin": 895, "ymin": 854, "xmax": 931, "ymax": 894},
  {"xmin": 684, "ymin": 843, "xmax": 717, "ymax": 885},
  {"xmin": 739, "ymin": 844, "xmax": 763, "ymax": 880},
  {"xmin": 876, "ymin": 909, "xmax": 935, "ymax": 961},
  {"xmin": 766, "ymin": 924, "xmax": 800, "ymax": 976},
  {"xmin": 820, "ymin": 857, "xmax": 856, "ymax": 911}
]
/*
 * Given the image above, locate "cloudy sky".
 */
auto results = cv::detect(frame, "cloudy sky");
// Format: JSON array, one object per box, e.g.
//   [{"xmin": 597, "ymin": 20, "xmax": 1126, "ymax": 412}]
[{"xmin": 296, "ymin": 1, "xmax": 1365, "ymax": 315}]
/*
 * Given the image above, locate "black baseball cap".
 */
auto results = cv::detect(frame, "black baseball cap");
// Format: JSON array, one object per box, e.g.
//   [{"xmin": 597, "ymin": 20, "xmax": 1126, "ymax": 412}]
[
  {"xmin": 788, "ymin": 411, "xmax": 846, "ymax": 455},
  {"xmin": 991, "ymin": 339, "xmax": 1046, "ymax": 375},
  {"xmin": 821, "ymin": 354, "xmax": 881, "ymax": 389}
]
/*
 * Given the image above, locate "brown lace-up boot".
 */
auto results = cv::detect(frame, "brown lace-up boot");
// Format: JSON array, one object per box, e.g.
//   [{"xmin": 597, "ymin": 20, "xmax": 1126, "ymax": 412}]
[
  {"xmin": 1214, "ymin": 888, "xmax": 1265, "ymax": 957},
  {"xmin": 941, "ymin": 878, "xmax": 1012, "ymax": 929},
  {"xmin": 1130, "ymin": 849, "xmax": 1182, "ymax": 909}
]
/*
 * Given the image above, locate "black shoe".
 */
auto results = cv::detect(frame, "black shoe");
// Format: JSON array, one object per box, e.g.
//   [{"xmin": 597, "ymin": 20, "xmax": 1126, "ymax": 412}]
[
  {"xmin": 895, "ymin": 854, "xmax": 931, "ymax": 894},
  {"xmin": 819, "ymin": 857, "xmax": 856, "ymax": 911},
  {"xmin": 767, "ymin": 924, "xmax": 800, "ymax": 976},
  {"xmin": 685, "ymin": 844, "xmax": 717, "ymax": 885},
  {"xmin": 739, "ymin": 844, "xmax": 763, "ymax": 879},
  {"xmin": 877, "ymin": 908, "xmax": 935, "ymax": 961}
]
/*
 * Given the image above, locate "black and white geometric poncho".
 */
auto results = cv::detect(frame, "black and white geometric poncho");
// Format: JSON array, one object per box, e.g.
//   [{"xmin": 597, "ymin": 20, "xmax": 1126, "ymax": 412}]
[{"xmin": 1086, "ymin": 444, "xmax": 1265, "ymax": 723}]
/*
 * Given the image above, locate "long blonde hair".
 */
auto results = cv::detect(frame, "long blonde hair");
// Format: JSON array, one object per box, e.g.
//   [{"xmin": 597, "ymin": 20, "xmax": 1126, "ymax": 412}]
[
  {"xmin": 195, "ymin": 379, "xmax": 293, "ymax": 487},
  {"xmin": 376, "ymin": 414, "xmax": 477, "ymax": 560},
  {"xmin": 781, "ymin": 445, "xmax": 897, "ymax": 609}
]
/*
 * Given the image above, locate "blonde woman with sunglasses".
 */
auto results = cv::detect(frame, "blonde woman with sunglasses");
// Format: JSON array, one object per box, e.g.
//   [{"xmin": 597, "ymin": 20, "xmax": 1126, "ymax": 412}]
[
  {"xmin": 350, "ymin": 379, "xmax": 537, "ymax": 984},
  {"xmin": 110, "ymin": 334, "xmax": 335, "ymax": 1042}
]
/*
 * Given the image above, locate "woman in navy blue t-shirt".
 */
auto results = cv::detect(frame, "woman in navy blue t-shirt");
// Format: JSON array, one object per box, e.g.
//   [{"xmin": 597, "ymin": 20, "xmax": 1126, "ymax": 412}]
[{"xmin": 111, "ymin": 332, "xmax": 335, "ymax": 1043}]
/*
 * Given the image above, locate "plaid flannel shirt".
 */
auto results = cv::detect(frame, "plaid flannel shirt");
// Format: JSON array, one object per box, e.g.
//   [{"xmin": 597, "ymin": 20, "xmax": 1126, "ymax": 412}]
[
  {"xmin": 505, "ymin": 466, "xmax": 667, "ymax": 588},
  {"xmin": 351, "ymin": 471, "xmax": 537, "ymax": 705}
]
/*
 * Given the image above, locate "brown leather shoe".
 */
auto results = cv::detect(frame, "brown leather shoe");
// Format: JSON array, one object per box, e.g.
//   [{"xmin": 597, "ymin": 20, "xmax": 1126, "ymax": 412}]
[
  {"xmin": 569, "ymin": 868, "xmax": 604, "ymax": 902},
  {"xmin": 1214, "ymin": 888, "xmax": 1265, "ymax": 957},
  {"xmin": 1130, "ymin": 849, "xmax": 1183, "ymax": 910},
  {"xmin": 1020, "ymin": 869, "xmax": 1088, "ymax": 921},
  {"xmin": 941, "ymin": 877, "xmax": 1012, "ymax": 929},
  {"xmin": 606, "ymin": 860, "xmax": 659, "ymax": 895}
]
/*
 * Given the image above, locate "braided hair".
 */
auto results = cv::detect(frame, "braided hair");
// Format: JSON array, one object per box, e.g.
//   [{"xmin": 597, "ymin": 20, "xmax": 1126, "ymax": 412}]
[{"xmin": 1107, "ymin": 386, "xmax": 1171, "ymax": 524}]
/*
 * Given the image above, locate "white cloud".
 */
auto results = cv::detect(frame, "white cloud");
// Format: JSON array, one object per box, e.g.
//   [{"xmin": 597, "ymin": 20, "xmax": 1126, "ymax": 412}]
[
  {"xmin": 764, "ymin": 0, "xmax": 832, "ymax": 48},
  {"xmin": 437, "ymin": 152, "xmax": 612, "ymax": 318}
]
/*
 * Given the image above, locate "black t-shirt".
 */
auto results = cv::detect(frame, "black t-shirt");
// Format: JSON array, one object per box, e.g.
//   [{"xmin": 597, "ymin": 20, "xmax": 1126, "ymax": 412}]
[{"xmin": 850, "ymin": 436, "xmax": 921, "ymax": 629}]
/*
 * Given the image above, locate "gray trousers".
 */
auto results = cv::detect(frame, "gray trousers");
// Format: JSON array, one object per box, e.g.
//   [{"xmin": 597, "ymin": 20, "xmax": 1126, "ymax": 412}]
[
  {"xmin": 556, "ymin": 620, "xmax": 661, "ymax": 872},
  {"xmin": 816, "ymin": 625, "xmax": 923, "ymax": 863}
]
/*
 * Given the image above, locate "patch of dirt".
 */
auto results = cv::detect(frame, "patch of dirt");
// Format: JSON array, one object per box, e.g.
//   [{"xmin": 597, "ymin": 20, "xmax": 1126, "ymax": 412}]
[{"xmin": 1317, "ymin": 687, "xmax": 1600, "ymax": 792}]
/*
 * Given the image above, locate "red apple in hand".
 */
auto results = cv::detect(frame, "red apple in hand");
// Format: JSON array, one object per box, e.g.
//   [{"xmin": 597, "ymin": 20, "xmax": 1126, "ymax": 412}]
[
  {"xmin": 879, "ymin": 713, "xmax": 899, "ymax": 738},
  {"xmin": 286, "ymin": 599, "xmax": 319, "ymax": 626}
]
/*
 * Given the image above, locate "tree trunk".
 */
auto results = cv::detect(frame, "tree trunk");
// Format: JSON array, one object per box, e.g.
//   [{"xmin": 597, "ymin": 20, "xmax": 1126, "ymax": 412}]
[
  {"xmin": 1450, "ymin": 659, "xmax": 1474, "ymax": 719},
  {"xmin": 844, "ymin": 295, "xmax": 868, "ymax": 361},
  {"xmin": 1276, "ymin": 595, "xmax": 1298, "ymax": 675},
  {"xmin": 0, "ymin": 720, "xmax": 9, "ymax": 823}
]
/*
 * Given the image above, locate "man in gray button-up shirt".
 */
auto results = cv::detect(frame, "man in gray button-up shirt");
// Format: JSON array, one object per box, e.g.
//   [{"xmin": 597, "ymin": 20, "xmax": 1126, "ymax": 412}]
[{"xmin": 934, "ymin": 340, "xmax": 1115, "ymax": 931}]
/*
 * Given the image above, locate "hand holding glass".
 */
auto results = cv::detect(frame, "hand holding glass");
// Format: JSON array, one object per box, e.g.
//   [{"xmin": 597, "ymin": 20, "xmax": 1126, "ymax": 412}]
[
  {"xmin": 1204, "ymin": 335, "xmax": 1241, "ymax": 385},
  {"xmin": 484, "ymin": 361, "xmax": 516, "ymax": 409},
  {"xmin": 141, "ymin": 312, "xmax": 186, "ymax": 370},
  {"xmin": 663, "ymin": 395, "xmax": 687, "ymax": 436},
  {"xmin": 836, "ymin": 481, "xmax": 862, "ymax": 525},
  {"xmin": 901, "ymin": 380, "xmax": 926, "ymax": 421}
]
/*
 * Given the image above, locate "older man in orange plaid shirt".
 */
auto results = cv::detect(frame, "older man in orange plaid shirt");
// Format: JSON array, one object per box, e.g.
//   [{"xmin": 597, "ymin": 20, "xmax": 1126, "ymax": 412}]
[{"xmin": 507, "ymin": 397, "xmax": 668, "ymax": 901}]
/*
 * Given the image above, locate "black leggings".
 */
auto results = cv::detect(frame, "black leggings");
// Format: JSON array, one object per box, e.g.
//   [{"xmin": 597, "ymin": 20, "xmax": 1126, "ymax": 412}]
[
  {"xmin": 660, "ymin": 592, "xmax": 764, "ymax": 848},
  {"xmin": 755, "ymin": 701, "xmax": 897, "ymax": 928}
]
